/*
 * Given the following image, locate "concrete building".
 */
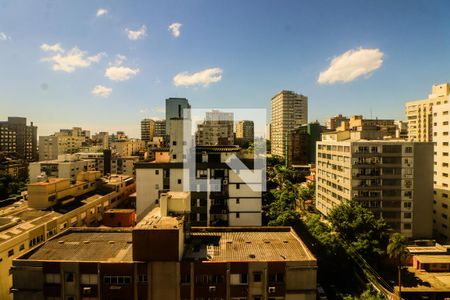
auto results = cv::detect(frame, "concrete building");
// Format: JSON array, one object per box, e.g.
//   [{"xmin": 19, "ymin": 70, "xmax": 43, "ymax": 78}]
[
  {"xmin": 236, "ymin": 120, "xmax": 254, "ymax": 141},
  {"xmin": 0, "ymin": 172, "xmax": 136, "ymax": 299},
  {"xmin": 271, "ymin": 90, "xmax": 308, "ymax": 158},
  {"xmin": 39, "ymin": 127, "xmax": 90, "ymax": 161},
  {"xmin": 91, "ymin": 131, "xmax": 109, "ymax": 149},
  {"xmin": 136, "ymin": 119, "xmax": 262, "ymax": 226},
  {"xmin": 196, "ymin": 110, "xmax": 234, "ymax": 146},
  {"xmin": 155, "ymin": 119, "xmax": 166, "ymax": 137},
  {"xmin": 432, "ymin": 103, "xmax": 450, "ymax": 240},
  {"xmin": 395, "ymin": 120, "xmax": 408, "ymax": 139},
  {"xmin": 166, "ymin": 97, "xmax": 190, "ymax": 133},
  {"xmin": 141, "ymin": 119, "xmax": 156, "ymax": 143},
  {"xmin": 339, "ymin": 115, "xmax": 397, "ymax": 140},
  {"xmin": 0, "ymin": 117, "xmax": 37, "ymax": 161},
  {"xmin": 316, "ymin": 134, "xmax": 434, "ymax": 238},
  {"xmin": 12, "ymin": 201, "xmax": 316, "ymax": 300},
  {"xmin": 325, "ymin": 114, "xmax": 349, "ymax": 131},
  {"xmin": 111, "ymin": 139, "xmax": 146, "ymax": 157},
  {"xmin": 0, "ymin": 154, "xmax": 28, "ymax": 180},
  {"xmin": 405, "ymin": 83, "xmax": 450, "ymax": 142},
  {"xmin": 286, "ymin": 122, "xmax": 324, "ymax": 166},
  {"xmin": 29, "ymin": 152, "xmax": 138, "ymax": 183}
]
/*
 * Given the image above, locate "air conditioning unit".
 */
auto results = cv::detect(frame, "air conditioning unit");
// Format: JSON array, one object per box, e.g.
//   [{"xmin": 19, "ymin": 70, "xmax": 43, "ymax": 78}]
[
  {"xmin": 268, "ymin": 286, "xmax": 276, "ymax": 293},
  {"xmin": 222, "ymin": 179, "xmax": 228, "ymax": 185},
  {"xmin": 209, "ymin": 286, "xmax": 216, "ymax": 292},
  {"xmin": 82, "ymin": 287, "xmax": 92, "ymax": 294}
]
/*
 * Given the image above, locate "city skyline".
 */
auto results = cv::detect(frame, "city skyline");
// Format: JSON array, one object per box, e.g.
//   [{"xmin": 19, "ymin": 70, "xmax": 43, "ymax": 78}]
[{"xmin": 1, "ymin": 0, "xmax": 450, "ymax": 137}]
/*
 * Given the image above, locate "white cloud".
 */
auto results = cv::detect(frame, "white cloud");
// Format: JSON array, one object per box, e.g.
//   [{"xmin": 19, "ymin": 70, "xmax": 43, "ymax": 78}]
[
  {"xmin": 125, "ymin": 25, "xmax": 147, "ymax": 40},
  {"xmin": 105, "ymin": 66, "xmax": 139, "ymax": 81},
  {"xmin": 92, "ymin": 85, "xmax": 112, "ymax": 97},
  {"xmin": 41, "ymin": 43, "xmax": 104, "ymax": 73},
  {"xmin": 96, "ymin": 8, "xmax": 108, "ymax": 17},
  {"xmin": 0, "ymin": 32, "xmax": 10, "ymax": 41},
  {"xmin": 318, "ymin": 48, "xmax": 384, "ymax": 84},
  {"xmin": 111, "ymin": 54, "xmax": 127, "ymax": 66},
  {"xmin": 40, "ymin": 43, "xmax": 64, "ymax": 53},
  {"xmin": 173, "ymin": 67, "xmax": 223, "ymax": 87},
  {"xmin": 168, "ymin": 23, "xmax": 182, "ymax": 38}
]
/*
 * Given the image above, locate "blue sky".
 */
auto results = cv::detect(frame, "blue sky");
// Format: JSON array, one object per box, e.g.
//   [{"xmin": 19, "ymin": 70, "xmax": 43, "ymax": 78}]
[{"xmin": 0, "ymin": 0, "xmax": 449, "ymax": 137}]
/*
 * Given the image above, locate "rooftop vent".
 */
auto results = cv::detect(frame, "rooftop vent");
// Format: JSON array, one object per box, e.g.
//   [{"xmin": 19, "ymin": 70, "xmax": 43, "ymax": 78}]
[
  {"xmin": 83, "ymin": 240, "xmax": 89, "ymax": 244},
  {"xmin": 58, "ymin": 240, "xmax": 64, "ymax": 244},
  {"xmin": 108, "ymin": 241, "xmax": 115, "ymax": 244}
]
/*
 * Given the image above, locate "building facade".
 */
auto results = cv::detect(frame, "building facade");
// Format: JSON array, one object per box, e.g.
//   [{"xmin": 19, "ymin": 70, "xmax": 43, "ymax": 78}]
[
  {"xmin": 196, "ymin": 110, "xmax": 234, "ymax": 146},
  {"xmin": 316, "ymin": 137, "xmax": 433, "ymax": 238},
  {"xmin": 141, "ymin": 119, "xmax": 156, "ymax": 143},
  {"xmin": 0, "ymin": 117, "xmax": 37, "ymax": 161},
  {"xmin": 39, "ymin": 127, "xmax": 90, "ymax": 161},
  {"xmin": 155, "ymin": 120, "xmax": 166, "ymax": 137},
  {"xmin": 325, "ymin": 114, "xmax": 349, "ymax": 131},
  {"xmin": 166, "ymin": 97, "xmax": 190, "ymax": 134},
  {"xmin": 271, "ymin": 90, "xmax": 308, "ymax": 158},
  {"xmin": 286, "ymin": 122, "xmax": 324, "ymax": 166}
]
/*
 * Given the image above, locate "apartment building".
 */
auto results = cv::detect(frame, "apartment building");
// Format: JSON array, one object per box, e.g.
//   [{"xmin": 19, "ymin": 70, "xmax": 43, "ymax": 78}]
[
  {"xmin": 12, "ymin": 199, "xmax": 316, "ymax": 300},
  {"xmin": 91, "ymin": 131, "xmax": 109, "ymax": 149},
  {"xmin": 405, "ymin": 83, "xmax": 450, "ymax": 142},
  {"xmin": 154, "ymin": 119, "xmax": 166, "ymax": 137},
  {"xmin": 432, "ymin": 103, "xmax": 450, "ymax": 240},
  {"xmin": 286, "ymin": 122, "xmax": 324, "ymax": 166},
  {"xmin": 111, "ymin": 139, "xmax": 146, "ymax": 157},
  {"xmin": 236, "ymin": 120, "xmax": 254, "ymax": 141},
  {"xmin": 29, "ymin": 152, "xmax": 138, "ymax": 183},
  {"xmin": 316, "ymin": 134, "xmax": 433, "ymax": 238},
  {"xmin": 271, "ymin": 90, "xmax": 308, "ymax": 158},
  {"xmin": 0, "ymin": 172, "xmax": 136, "ymax": 299},
  {"xmin": 0, "ymin": 117, "xmax": 37, "ymax": 161},
  {"xmin": 39, "ymin": 127, "xmax": 90, "ymax": 161},
  {"xmin": 136, "ymin": 118, "xmax": 262, "ymax": 226},
  {"xmin": 196, "ymin": 110, "xmax": 234, "ymax": 146},
  {"xmin": 166, "ymin": 97, "xmax": 190, "ymax": 133},
  {"xmin": 325, "ymin": 114, "xmax": 349, "ymax": 131},
  {"xmin": 141, "ymin": 119, "xmax": 156, "ymax": 143}
]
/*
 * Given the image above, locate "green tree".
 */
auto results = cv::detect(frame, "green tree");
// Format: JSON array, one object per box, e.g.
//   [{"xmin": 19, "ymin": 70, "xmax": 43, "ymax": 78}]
[
  {"xmin": 328, "ymin": 201, "xmax": 389, "ymax": 261},
  {"xmin": 387, "ymin": 233, "xmax": 408, "ymax": 297}
]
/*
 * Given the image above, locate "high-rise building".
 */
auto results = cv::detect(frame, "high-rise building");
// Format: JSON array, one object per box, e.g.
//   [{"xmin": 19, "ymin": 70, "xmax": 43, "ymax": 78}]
[
  {"xmin": 326, "ymin": 114, "xmax": 349, "ymax": 131},
  {"xmin": 271, "ymin": 90, "xmax": 308, "ymax": 158},
  {"xmin": 405, "ymin": 83, "xmax": 450, "ymax": 241},
  {"xmin": 287, "ymin": 122, "xmax": 324, "ymax": 166},
  {"xmin": 431, "ymin": 103, "xmax": 450, "ymax": 240},
  {"xmin": 236, "ymin": 120, "xmax": 254, "ymax": 142},
  {"xmin": 155, "ymin": 119, "xmax": 166, "ymax": 137},
  {"xmin": 405, "ymin": 83, "xmax": 450, "ymax": 142},
  {"xmin": 196, "ymin": 110, "xmax": 234, "ymax": 146},
  {"xmin": 316, "ymin": 132, "xmax": 433, "ymax": 238},
  {"xmin": 141, "ymin": 119, "xmax": 156, "ymax": 142},
  {"xmin": 165, "ymin": 97, "xmax": 190, "ymax": 133},
  {"xmin": 0, "ymin": 117, "xmax": 37, "ymax": 161}
]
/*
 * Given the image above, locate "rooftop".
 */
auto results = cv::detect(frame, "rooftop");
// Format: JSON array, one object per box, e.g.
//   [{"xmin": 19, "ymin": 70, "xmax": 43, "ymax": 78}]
[
  {"xmin": 134, "ymin": 206, "xmax": 184, "ymax": 230},
  {"xmin": 22, "ymin": 228, "xmax": 133, "ymax": 262},
  {"xmin": 184, "ymin": 227, "xmax": 316, "ymax": 263}
]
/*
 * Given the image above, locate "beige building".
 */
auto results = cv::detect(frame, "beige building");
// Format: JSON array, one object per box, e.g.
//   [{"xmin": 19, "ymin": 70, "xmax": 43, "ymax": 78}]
[
  {"xmin": 271, "ymin": 90, "xmax": 308, "ymax": 158},
  {"xmin": 431, "ymin": 103, "xmax": 450, "ymax": 240},
  {"xmin": 111, "ymin": 139, "xmax": 146, "ymax": 157},
  {"xmin": 0, "ymin": 172, "xmax": 136, "ymax": 299},
  {"xmin": 316, "ymin": 133, "xmax": 433, "ymax": 238},
  {"xmin": 236, "ymin": 120, "xmax": 254, "ymax": 140},
  {"xmin": 405, "ymin": 83, "xmax": 450, "ymax": 142},
  {"xmin": 141, "ymin": 118, "xmax": 156, "ymax": 143},
  {"xmin": 196, "ymin": 110, "xmax": 234, "ymax": 146},
  {"xmin": 405, "ymin": 83, "xmax": 450, "ymax": 241},
  {"xmin": 39, "ymin": 127, "xmax": 90, "ymax": 161},
  {"xmin": 326, "ymin": 114, "xmax": 349, "ymax": 131}
]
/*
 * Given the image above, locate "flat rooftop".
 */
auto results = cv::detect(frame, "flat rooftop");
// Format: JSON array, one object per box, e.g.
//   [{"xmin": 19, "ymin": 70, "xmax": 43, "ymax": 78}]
[
  {"xmin": 134, "ymin": 206, "xmax": 183, "ymax": 230},
  {"xmin": 184, "ymin": 227, "xmax": 316, "ymax": 262},
  {"xmin": 23, "ymin": 228, "xmax": 133, "ymax": 262},
  {"xmin": 402, "ymin": 267, "xmax": 450, "ymax": 292},
  {"xmin": 416, "ymin": 255, "xmax": 450, "ymax": 264}
]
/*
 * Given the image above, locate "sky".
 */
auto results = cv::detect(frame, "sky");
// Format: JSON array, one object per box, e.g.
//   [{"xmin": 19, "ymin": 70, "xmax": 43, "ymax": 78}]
[{"xmin": 0, "ymin": 0, "xmax": 449, "ymax": 138}]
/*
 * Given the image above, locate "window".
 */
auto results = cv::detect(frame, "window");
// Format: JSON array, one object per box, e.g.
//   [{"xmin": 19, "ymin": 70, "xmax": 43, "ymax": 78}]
[
  {"xmin": 404, "ymin": 212, "xmax": 412, "ymax": 219},
  {"xmin": 405, "ymin": 147, "xmax": 413, "ymax": 153},
  {"xmin": 103, "ymin": 275, "xmax": 132, "ymax": 285},
  {"xmin": 236, "ymin": 198, "xmax": 240, "ymax": 204},
  {"xmin": 7, "ymin": 249, "xmax": 14, "ymax": 257},
  {"xmin": 138, "ymin": 274, "xmax": 148, "ymax": 283},
  {"xmin": 45, "ymin": 273, "xmax": 61, "ymax": 284},
  {"xmin": 172, "ymin": 141, "xmax": 177, "ymax": 146},
  {"xmin": 81, "ymin": 274, "xmax": 98, "ymax": 285},
  {"xmin": 404, "ymin": 223, "xmax": 412, "ymax": 230},
  {"xmin": 65, "ymin": 272, "xmax": 74, "ymax": 282},
  {"xmin": 173, "ymin": 154, "xmax": 177, "ymax": 159},
  {"xmin": 236, "ymin": 212, "xmax": 240, "ymax": 218},
  {"xmin": 155, "ymin": 170, "xmax": 159, "ymax": 175},
  {"xmin": 230, "ymin": 273, "xmax": 248, "ymax": 285},
  {"xmin": 178, "ymin": 179, "xmax": 182, "ymax": 184},
  {"xmin": 268, "ymin": 273, "xmax": 284, "ymax": 283},
  {"xmin": 236, "ymin": 183, "xmax": 240, "ymax": 189},
  {"xmin": 253, "ymin": 272, "xmax": 262, "ymax": 282}
]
